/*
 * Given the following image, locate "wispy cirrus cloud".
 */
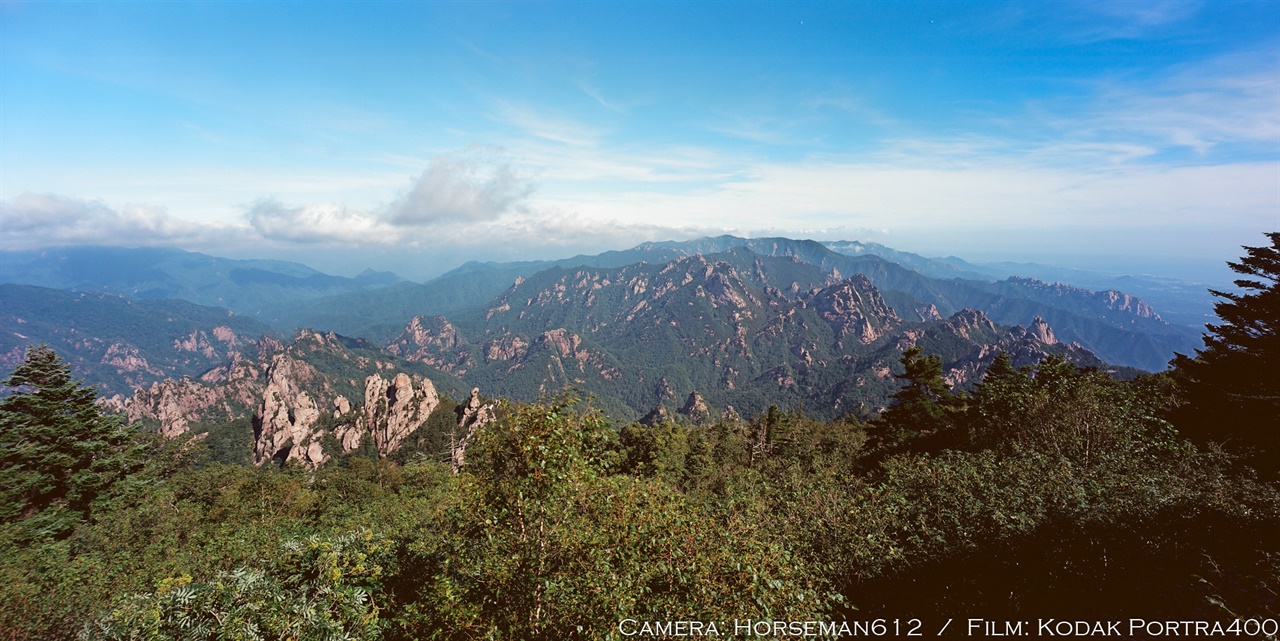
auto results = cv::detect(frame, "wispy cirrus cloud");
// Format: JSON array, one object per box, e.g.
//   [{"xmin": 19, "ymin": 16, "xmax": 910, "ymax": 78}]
[
  {"xmin": 1063, "ymin": 0, "xmax": 1205, "ymax": 42},
  {"xmin": 1054, "ymin": 50, "xmax": 1280, "ymax": 156},
  {"xmin": 491, "ymin": 101, "xmax": 606, "ymax": 147}
]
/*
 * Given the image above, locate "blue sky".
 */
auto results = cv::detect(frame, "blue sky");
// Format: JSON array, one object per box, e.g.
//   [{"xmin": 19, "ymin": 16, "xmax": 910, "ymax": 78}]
[{"xmin": 1, "ymin": 0, "xmax": 1277, "ymax": 280}]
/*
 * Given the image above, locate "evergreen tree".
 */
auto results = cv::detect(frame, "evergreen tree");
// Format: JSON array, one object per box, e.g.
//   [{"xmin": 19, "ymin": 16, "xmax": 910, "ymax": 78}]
[
  {"xmin": 967, "ymin": 350, "xmax": 1032, "ymax": 448},
  {"xmin": 883, "ymin": 345, "xmax": 953, "ymax": 427},
  {"xmin": 0, "ymin": 345, "xmax": 139, "ymax": 533},
  {"xmin": 1172, "ymin": 232, "xmax": 1280, "ymax": 475},
  {"xmin": 873, "ymin": 345, "xmax": 960, "ymax": 451}
]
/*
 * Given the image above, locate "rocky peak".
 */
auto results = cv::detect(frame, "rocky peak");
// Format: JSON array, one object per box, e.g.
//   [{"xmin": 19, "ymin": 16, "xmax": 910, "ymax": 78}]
[
  {"xmin": 721, "ymin": 405, "xmax": 741, "ymax": 423},
  {"xmin": 943, "ymin": 309, "xmax": 998, "ymax": 340},
  {"xmin": 452, "ymin": 388, "xmax": 496, "ymax": 472},
  {"xmin": 1028, "ymin": 316, "xmax": 1058, "ymax": 345},
  {"xmin": 252, "ymin": 354, "xmax": 326, "ymax": 468},
  {"xmin": 255, "ymin": 335, "xmax": 284, "ymax": 359},
  {"xmin": 388, "ymin": 316, "xmax": 469, "ymax": 374},
  {"xmin": 198, "ymin": 351, "xmax": 261, "ymax": 384},
  {"xmin": 1097, "ymin": 290, "xmax": 1160, "ymax": 320},
  {"xmin": 915, "ymin": 304, "xmax": 943, "ymax": 322},
  {"xmin": 677, "ymin": 391, "xmax": 711, "ymax": 424},
  {"xmin": 639, "ymin": 405, "xmax": 672, "ymax": 426},
  {"xmin": 810, "ymin": 275, "xmax": 900, "ymax": 346},
  {"xmin": 334, "ymin": 372, "xmax": 441, "ymax": 457}
]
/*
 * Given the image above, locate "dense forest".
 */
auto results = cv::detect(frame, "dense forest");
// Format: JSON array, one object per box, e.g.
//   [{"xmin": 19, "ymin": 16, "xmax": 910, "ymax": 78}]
[{"xmin": 1, "ymin": 234, "xmax": 1277, "ymax": 640}]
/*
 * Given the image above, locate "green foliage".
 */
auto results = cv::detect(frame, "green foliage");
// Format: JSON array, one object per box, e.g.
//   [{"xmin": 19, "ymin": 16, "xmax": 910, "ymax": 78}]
[
  {"xmin": 80, "ymin": 530, "xmax": 391, "ymax": 640},
  {"xmin": 403, "ymin": 396, "xmax": 832, "ymax": 639},
  {"xmin": 197, "ymin": 418, "xmax": 256, "ymax": 466},
  {"xmin": 0, "ymin": 345, "xmax": 146, "ymax": 537},
  {"xmin": 968, "ymin": 354, "xmax": 1179, "ymax": 465},
  {"xmin": 2, "ymin": 346, "xmax": 1277, "ymax": 638},
  {"xmin": 390, "ymin": 396, "xmax": 462, "ymax": 465},
  {"xmin": 618, "ymin": 421, "xmax": 689, "ymax": 483}
]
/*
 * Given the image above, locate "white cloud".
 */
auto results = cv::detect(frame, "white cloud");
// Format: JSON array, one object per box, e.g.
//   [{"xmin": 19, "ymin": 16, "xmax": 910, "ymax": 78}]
[
  {"xmin": 385, "ymin": 150, "xmax": 535, "ymax": 225},
  {"xmin": 241, "ymin": 149, "xmax": 537, "ymax": 245},
  {"xmin": 0, "ymin": 192, "xmax": 246, "ymax": 251},
  {"xmin": 1042, "ymin": 49, "xmax": 1280, "ymax": 156},
  {"xmin": 247, "ymin": 199, "xmax": 403, "ymax": 245}
]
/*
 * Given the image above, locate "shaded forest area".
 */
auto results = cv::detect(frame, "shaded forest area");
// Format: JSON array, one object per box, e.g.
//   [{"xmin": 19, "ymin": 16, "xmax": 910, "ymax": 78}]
[{"xmin": 2, "ymin": 234, "xmax": 1277, "ymax": 640}]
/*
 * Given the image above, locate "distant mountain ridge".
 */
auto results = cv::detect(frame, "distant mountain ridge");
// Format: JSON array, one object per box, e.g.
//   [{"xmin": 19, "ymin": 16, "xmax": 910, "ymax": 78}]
[
  {"xmin": 0, "ymin": 246, "xmax": 402, "ymax": 319},
  {"xmin": 385, "ymin": 251, "xmax": 1133, "ymax": 422},
  {"xmin": 3, "ymin": 236, "xmax": 1205, "ymax": 376},
  {"xmin": 0, "ymin": 284, "xmax": 278, "ymax": 396},
  {"xmin": 821, "ymin": 240, "xmax": 1217, "ymax": 328},
  {"xmin": 267, "ymin": 235, "xmax": 1201, "ymax": 370}
]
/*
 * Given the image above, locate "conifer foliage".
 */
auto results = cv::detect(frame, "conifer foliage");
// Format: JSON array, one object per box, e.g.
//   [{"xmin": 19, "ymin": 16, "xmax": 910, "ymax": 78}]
[
  {"xmin": 0, "ymin": 345, "xmax": 139, "ymax": 534},
  {"xmin": 873, "ymin": 345, "xmax": 962, "ymax": 451},
  {"xmin": 1173, "ymin": 232, "xmax": 1280, "ymax": 474}
]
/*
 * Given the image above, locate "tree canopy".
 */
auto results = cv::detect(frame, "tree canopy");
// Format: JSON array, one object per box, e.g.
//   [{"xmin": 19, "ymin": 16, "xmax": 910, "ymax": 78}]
[
  {"xmin": 0, "ymin": 345, "xmax": 142, "ymax": 536},
  {"xmin": 1173, "ymin": 231, "xmax": 1280, "ymax": 476}
]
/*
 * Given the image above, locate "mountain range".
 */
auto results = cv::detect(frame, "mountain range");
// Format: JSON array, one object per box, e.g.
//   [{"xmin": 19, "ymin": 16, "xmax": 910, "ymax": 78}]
[{"xmin": 2, "ymin": 236, "xmax": 1206, "ymax": 440}]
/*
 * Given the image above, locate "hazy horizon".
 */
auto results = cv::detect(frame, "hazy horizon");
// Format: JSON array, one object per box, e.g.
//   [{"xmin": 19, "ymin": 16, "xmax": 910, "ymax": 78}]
[{"xmin": 2, "ymin": 1, "xmax": 1277, "ymax": 284}]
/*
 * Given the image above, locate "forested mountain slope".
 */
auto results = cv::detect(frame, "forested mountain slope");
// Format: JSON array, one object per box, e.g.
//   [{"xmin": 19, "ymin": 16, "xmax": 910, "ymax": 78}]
[
  {"xmin": 388, "ymin": 251, "xmax": 1130, "ymax": 422},
  {"xmin": 0, "ymin": 284, "xmax": 277, "ymax": 396}
]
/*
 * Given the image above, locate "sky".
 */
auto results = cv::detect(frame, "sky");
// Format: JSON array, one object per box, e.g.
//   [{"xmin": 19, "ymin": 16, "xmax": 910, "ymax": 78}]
[{"xmin": 1, "ymin": 0, "xmax": 1277, "ymax": 282}]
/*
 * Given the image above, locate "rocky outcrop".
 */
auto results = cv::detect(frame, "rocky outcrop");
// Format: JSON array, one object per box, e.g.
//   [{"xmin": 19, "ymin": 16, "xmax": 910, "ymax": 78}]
[
  {"xmin": 100, "ymin": 342, "xmax": 161, "ymax": 375},
  {"xmin": 914, "ymin": 304, "xmax": 943, "ymax": 322},
  {"xmin": 105, "ymin": 328, "xmax": 452, "ymax": 466},
  {"xmin": 1027, "ymin": 316, "xmax": 1057, "ymax": 345},
  {"xmin": 338, "ymin": 373, "xmax": 440, "ymax": 457},
  {"xmin": 1096, "ymin": 290, "xmax": 1159, "ymax": 320},
  {"xmin": 677, "ymin": 391, "xmax": 711, "ymax": 424},
  {"xmin": 810, "ymin": 275, "xmax": 900, "ymax": 347},
  {"xmin": 639, "ymin": 405, "xmax": 672, "ymax": 426},
  {"xmin": 451, "ymin": 388, "xmax": 496, "ymax": 472},
  {"xmin": 103, "ymin": 353, "xmax": 264, "ymax": 438},
  {"xmin": 174, "ymin": 331, "xmax": 218, "ymax": 358},
  {"xmin": 252, "ymin": 354, "xmax": 326, "ymax": 467},
  {"xmin": 388, "ymin": 316, "xmax": 470, "ymax": 374},
  {"xmin": 941, "ymin": 309, "xmax": 1000, "ymax": 341},
  {"xmin": 484, "ymin": 335, "xmax": 529, "ymax": 362}
]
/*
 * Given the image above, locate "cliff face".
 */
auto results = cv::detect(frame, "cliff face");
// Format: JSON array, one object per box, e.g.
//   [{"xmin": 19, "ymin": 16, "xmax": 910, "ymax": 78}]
[
  {"xmin": 110, "ymin": 328, "xmax": 454, "ymax": 468},
  {"xmin": 809, "ymin": 275, "xmax": 901, "ymax": 346},
  {"xmin": 252, "ymin": 354, "xmax": 326, "ymax": 467},
  {"xmin": 333, "ymin": 373, "xmax": 441, "ymax": 457},
  {"xmin": 452, "ymin": 388, "xmax": 495, "ymax": 472},
  {"xmin": 103, "ymin": 352, "xmax": 264, "ymax": 438}
]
